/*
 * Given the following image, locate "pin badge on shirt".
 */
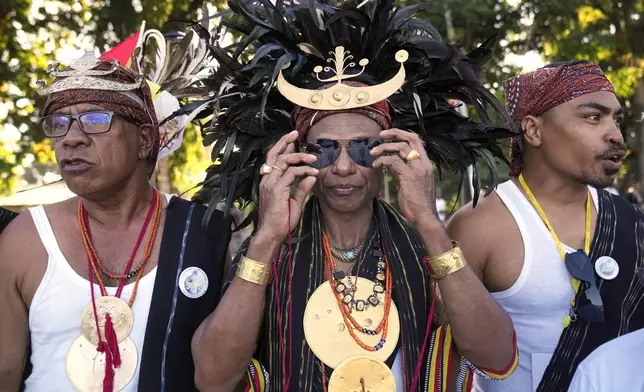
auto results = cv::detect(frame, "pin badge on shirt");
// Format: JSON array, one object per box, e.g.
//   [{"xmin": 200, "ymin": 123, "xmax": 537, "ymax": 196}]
[
  {"xmin": 595, "ymin": 256, "xmax": 619, "ymax": 280},
  {"xmin": 179, "ymin": 267, "xmax": 209, "ymax": 298}
]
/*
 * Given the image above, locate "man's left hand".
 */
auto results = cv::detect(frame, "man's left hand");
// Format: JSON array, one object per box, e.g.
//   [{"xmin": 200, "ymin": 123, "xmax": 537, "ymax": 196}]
[{"xmin": 371, "ymin": 129, "xmax": 441, "ymax": 226}]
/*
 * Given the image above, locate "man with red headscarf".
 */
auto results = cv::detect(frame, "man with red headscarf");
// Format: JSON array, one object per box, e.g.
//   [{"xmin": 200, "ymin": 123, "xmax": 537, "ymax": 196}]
[
  {"xmin": 0, "ymin": 51, "xmax": 231, "ymax": 391},
  {"xmin": 448, "ymin": 59, "xmax": 644, "ymax": 392}
]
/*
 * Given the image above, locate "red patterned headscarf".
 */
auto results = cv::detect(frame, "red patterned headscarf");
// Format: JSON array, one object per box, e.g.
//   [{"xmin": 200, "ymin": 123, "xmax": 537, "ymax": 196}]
[
  {"xmin": 503, "ymin": 61, "xmax": 615, "ymax": 176},
  {"xmin": 291, "ymin": 81, "xmax": 392, "ymax": 138},
  {"xmin": 42, "ymin": 60, "xmax": 160, "ymax": 174}
]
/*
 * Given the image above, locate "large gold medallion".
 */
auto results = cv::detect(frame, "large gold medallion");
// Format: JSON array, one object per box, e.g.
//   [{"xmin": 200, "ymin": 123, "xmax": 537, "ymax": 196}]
[
  {"xmin": 66, "ymin": 335, "xmax": 138, "ymax": 392},
  {"xmin": 81, "ymin": 296, "xmax": 134, "ymax": 345},
  {"xmin": 328, "ymin": 355, "xmax": 396, "ymax": 392},
  {"xmin": 303, "ymin": 278, "xmax": 400, "ymax": 369}
]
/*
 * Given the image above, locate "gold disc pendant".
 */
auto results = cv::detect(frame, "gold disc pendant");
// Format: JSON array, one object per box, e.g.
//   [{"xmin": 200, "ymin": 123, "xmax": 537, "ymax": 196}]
[
  {"xmin": 81, "ymin": 296, "xmax": 134, "ymax": 346},
  {"xmin": 328, "ymin": 355, "xmax": 396, "ymax": 392},
  {"xmin": 66, "ymin": 335, "xmax": 138, "ymax": 392},
  {"xmin": 303, "ymin": 278, "xmax": 400, "ymax": 369}
]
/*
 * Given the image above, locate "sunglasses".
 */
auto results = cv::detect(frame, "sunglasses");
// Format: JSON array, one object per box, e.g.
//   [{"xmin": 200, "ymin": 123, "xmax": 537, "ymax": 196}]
[
  {"xmin": 39, "ymin": 111, "xmax": 116, "ymax": 138},
  {"xmin": 302, "ymin": 138, "xmax": 382, "ymax": 169},
  {"xmin": 565, "ymin": 251, "xmax": 604, "ymax": 324}
]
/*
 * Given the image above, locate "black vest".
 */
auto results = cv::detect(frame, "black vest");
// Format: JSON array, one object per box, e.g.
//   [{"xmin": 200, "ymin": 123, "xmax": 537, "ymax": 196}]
[
  {"xmin": 538, "ymin": 191, "xmax": 644, "ymax": 391},
  {"xmin": 137, "ymin": 197, "xmax": 231, "ymax": 391}
]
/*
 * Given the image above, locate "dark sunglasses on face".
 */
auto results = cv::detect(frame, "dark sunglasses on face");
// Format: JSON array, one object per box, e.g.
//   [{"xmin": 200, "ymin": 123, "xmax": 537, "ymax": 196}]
[
  {"xmin": 39, "ymin": 110, "xmax": 116, "ymax": 138},
  {"xmin": 565, "ymin": 251, "xmax": 604, "ymax": 324},
  {"xmin": 302, "ymin": 138, "xmax": 382, "ymax": 169}
]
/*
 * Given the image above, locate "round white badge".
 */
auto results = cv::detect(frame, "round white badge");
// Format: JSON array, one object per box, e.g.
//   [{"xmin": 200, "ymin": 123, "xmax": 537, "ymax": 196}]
[
  {"xmin": 595, "ymin": 256, "xmax": 619, "ymax": 280},
  {"xmin": 179, "ymin": 267, "xmax": 209, "ymax": 298}
]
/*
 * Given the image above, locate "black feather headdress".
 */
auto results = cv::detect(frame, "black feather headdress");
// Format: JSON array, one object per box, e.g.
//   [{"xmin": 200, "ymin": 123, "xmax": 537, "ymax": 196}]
[{"xmin": 182, "ymin": 0, "xmax": 517, "ymax": 228}]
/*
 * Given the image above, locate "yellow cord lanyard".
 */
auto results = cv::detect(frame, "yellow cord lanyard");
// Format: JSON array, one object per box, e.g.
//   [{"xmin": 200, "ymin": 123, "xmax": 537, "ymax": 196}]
[{"xmin": 518, "ymin": 174, "xmax": 591, "ymax": 328}]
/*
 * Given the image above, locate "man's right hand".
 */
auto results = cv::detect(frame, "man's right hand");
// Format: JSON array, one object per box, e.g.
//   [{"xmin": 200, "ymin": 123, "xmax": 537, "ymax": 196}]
[{"xmin": 255, "ymin": 130, "xmax": 318, "ymax": 246}]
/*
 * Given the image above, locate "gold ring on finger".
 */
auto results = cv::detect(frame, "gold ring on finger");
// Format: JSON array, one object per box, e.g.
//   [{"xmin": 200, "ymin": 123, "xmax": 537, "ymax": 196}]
[
  {"xmin": 272, "ymin": 165, "xmax": 284, "ymax": 173},
  {"xmin": 260, "ymin": 164, "xmax": 273, "ymax": 176},
  {"xmin": 405, "ymin": 149, "xmax": 421, "ymax": 161}
]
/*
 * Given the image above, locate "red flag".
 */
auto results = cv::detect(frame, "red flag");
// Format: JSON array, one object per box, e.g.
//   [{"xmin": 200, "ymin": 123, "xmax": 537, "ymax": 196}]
[{"xmin": 100, "ymin": 31, "xmax": 140, "ymax": 67}]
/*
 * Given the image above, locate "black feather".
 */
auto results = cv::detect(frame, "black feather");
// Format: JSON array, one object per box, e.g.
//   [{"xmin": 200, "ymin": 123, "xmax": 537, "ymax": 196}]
[{"xmin": 179, "ymin": 0, "xmax": 518, "ymax": 227}]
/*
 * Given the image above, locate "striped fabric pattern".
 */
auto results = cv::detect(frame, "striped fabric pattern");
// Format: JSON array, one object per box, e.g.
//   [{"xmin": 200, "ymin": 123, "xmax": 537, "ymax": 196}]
[
  {"xmin": 245, "ymin": 359, "xmax": 269, "ymax": 392},
  {"xmin": 229, "ymin": 197, "xmax": 519, "ymax": 391},
  {"xmin": 426, "ymin": 325, "xmax": 519, "ymax": 392},
  {"xmin": 538, "ymin": 190, "xmax": 644, "ymax": 391}
]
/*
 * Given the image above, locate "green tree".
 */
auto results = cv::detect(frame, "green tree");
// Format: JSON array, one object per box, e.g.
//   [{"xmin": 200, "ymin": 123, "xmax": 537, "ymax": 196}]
[
  {"xmin": 0, "ymin": 0, "xmax": 221, "ymax": 194},
  {"xmin": 513, "ymin": 0, "xmax": 644, "ymax": 191},
  {"xmin": 414, "ymin": 0, "xmax": 522, "ymax": 93},
  {"xmin": 400, "ymin": 0, "xmax": 520, "ymax": 205}
]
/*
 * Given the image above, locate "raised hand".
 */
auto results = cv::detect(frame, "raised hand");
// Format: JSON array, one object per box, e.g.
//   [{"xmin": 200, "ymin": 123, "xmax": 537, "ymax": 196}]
[
  {"xmin": 255, "ymin": 130, "xmax": 319, "ymax": 244},
  {"xmin": 370, "ymin": 129, "xmax": 441, "ymax": 226}
]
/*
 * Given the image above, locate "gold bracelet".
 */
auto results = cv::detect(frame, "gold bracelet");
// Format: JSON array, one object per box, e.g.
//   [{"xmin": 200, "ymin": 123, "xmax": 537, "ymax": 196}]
[
  {"xmin": 427, "ymin": 244, "xmax": 466, "ymax": 281},
  {"xmin": 236, "ymin": 256, "xmax": 272, "ymax": 286}
]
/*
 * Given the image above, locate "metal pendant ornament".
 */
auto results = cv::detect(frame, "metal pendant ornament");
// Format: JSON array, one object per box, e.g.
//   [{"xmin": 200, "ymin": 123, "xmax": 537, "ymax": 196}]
[
  {"xmin": 595, "ymin": 256, "xmax": 619, "ymax": 280},
  {"xmin": 277, "ymin": 46, "xmax": 408, "ymax": 110},
  {"xmin": 327, "ymin": 355, "xmax": 396, "ymax": 392},
  {"xmin": 66, "ymin": 335, "xmax": 138, "ymax": 392},
  {"xmin": 179, "ymin": 266, "xmax": 209, "ymax": 299},
  {"xmin": 81, "ymin": 296, "xmax": 134, "ymax": 346},
  {"xmin": 303, "ymin": 279, "xmax": 400, "ymax": 368}
]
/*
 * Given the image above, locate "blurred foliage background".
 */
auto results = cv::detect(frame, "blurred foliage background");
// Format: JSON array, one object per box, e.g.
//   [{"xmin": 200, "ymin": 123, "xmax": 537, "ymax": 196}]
[{"xmin": 1, "ymin": 0, "xmax": 643, "ymax": 214}]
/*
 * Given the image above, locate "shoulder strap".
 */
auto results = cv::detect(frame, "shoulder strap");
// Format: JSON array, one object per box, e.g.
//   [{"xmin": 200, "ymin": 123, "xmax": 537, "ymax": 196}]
[{"xmin": 28, "ymin": 206, "xmax": 64, "ymax": 262}]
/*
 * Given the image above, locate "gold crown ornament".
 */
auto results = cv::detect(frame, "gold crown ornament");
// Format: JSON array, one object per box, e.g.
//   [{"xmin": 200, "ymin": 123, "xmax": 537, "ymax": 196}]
[
  {"xmin": 36, "ymin": 51, "xmax": 144, "ymax": 96},
  {"xmin": 277, "ymin": 46, "xmax": 409, "ymax": 110}
]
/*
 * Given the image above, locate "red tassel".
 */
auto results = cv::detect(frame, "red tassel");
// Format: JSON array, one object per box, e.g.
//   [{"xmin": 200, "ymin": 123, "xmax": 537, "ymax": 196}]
[
  {"xmin": 104, "ymin": 314, "xmax": 122, "ymax": 368},
  {"xmin": 97, "ymin": 341, "xmax": 114, "ymax": 392}
]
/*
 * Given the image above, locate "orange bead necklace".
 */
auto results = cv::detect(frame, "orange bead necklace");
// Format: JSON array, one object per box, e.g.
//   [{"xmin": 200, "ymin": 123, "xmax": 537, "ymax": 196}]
[
  {"xmin": 78, "ymin": 188, "xmax": 162, "ymax": 305},
  {"xmin": 322, "ymin": 233, "xmax": 393, "ymax": 352}
]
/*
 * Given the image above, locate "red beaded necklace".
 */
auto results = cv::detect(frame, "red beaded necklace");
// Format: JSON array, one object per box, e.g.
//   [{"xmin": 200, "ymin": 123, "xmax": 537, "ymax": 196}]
[{"xmin": 77, "ymin": 188, "xmax": 161, "ymax": 392}]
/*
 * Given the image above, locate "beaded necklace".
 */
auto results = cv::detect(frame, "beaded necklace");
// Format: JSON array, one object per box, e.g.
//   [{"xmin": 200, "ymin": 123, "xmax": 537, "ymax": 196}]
[
  {"xmin": 77, "ymin": 189, "xmax": 162, "ymax": 390},
  {"xmin": 79, "ymin": 189, "xmax": 161, "ymax": 298},
  {"xmin": 322, "ymin": 233, "xmax": 393, "ymax": 352},
  {"xmin": 330, "ymin": 242, "xmax": 364, "ymax": 263},
  {"xmin": 80, "ymin": 190, "xmax": 162, "ymax": 287}
]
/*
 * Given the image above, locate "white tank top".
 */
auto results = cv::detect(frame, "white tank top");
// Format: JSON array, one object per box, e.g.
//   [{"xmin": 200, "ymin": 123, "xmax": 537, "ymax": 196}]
[
  {"xmin": 24, "ymin": 206, "xmax": 158, "ymax": 392},
  {"xmin": 473, "ymin": 181, "xmax": 598, "ymax": 392}
]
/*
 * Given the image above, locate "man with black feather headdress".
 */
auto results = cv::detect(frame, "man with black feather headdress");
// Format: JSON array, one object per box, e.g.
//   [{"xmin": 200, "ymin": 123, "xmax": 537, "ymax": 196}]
[{"xmin": 188, "ymin": 1, "xmax": 519, "ymax": 391}]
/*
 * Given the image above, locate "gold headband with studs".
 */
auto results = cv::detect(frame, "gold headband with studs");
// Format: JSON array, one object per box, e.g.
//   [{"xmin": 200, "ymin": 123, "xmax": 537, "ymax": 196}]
[{"xmin": 276, "ymin": 46, "xmax": 408, "ymax": 110}]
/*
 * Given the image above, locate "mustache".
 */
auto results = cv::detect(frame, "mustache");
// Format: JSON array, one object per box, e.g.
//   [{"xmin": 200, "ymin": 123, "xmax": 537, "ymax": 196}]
[{"xmin": 597, "ymin": 145, "xmax": 627, "ymax": 159}]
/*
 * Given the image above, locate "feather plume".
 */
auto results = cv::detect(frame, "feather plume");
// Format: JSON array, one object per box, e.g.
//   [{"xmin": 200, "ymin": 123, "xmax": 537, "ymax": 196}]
[{"xmin": 179, "ymin": 0, "xmax": 517, "ymax": 229}]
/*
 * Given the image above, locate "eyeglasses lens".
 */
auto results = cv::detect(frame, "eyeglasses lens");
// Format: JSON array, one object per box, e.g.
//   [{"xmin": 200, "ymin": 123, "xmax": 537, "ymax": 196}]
[
  {"xmin": 80, "ymin": 112, "xmax": 112, "ymax": 134},
  {"xmin": 42, "ymin": 116, "xmax": 71, "ymax": 137}
]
